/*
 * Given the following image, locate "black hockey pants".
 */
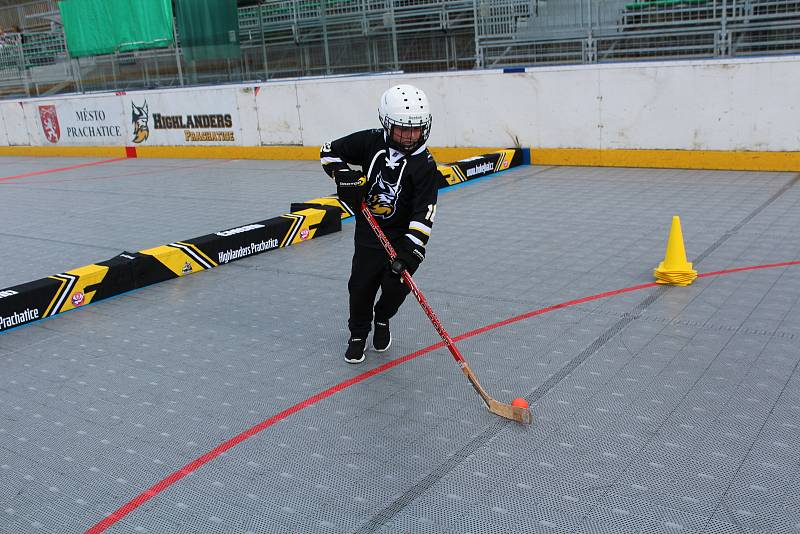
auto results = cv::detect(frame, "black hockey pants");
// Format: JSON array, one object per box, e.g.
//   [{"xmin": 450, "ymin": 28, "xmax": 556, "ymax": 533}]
[{"xmin": 348, "ymin": 244, "xmax": 419, "ymax": 337}]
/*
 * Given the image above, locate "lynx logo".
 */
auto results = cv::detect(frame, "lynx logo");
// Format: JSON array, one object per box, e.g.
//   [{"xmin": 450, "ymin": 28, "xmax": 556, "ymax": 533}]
[
  {"xmin": 132, "ymin": 101, "xmax": 149, "ymax": 143},
  {"xmin": 181, "ymin": 261, "xmax": 193, "ymax": 275},
  {"xmin": 0, "ymin": 289, "xmax": 18, "ymax": 299},
  {"xmin": 0, "ymin": 308, "xmax": 39, "ymax": 330},
  {"xmin": 38, "ymin": 105, "xmax": 61, "ymax": 143},
  {"xmin": 367, "ymin": 169, "xmax": 403, "ymax": 219},
  {"xmin": 215, "ymin": 224, "xmax": 265, "ymax": 237},
  {"xmin": 466, "ymin": 162, "xmax": 494, "ymax": 177},
  {"xmin": 71, "ymin": 292, "xmax": 85, "ymax": 306}
]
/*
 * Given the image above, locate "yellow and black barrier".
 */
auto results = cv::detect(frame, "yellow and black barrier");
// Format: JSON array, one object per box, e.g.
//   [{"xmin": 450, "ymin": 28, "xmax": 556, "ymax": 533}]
[
  {"xmin": 0, "ymin": 148, "xmax": 528, "ymax": 333},
  {"xmin": 436, "ymin": 148, "xmax": 526, "ymax": 187},
  {"xmin": 0, "ymin": 206, "xmax": 342, "ymax": 333}
]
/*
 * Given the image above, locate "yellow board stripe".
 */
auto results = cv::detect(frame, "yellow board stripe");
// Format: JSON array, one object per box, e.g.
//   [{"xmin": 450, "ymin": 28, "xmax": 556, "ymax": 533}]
[
  {"xmin": 0, "ymin": 146, "xmax": 128, "ymax": 158},
  {"xmin": 2, "ymin": 145, "xmax": 797, "ymax": 171},
  {"xmin": 60, "ymin": 264, "xmax": 110, "ymax": 311},
  {"xmin": 301, "ymin": 196, "xmax": 354, "ymax": 218},
  {"xmin": 175, "ymin": 241, "xmax": 218, "ymax": 268},
  {"xmin": 531, "ymin": 148, "xmax": 800, "ymax": 172},
  {"xmin": 139, "ymin": 245, "xmax": 202, "ymax": 276},
  {"xmin": 286, "ymin": 207, "xmax": 329, "ymax": 245},
  {"xmin": 494, "ymin": 152, "xmax": 506, "ymax": 172},
  {"xmin": 44, "ymin": 275, "xmax": 69, "ymax": 317},
  {"xmin": 279, "ymin": 214, "xmax": 304, "ymax": 248},
  {"xmin": 134, "ymin": 145, "xmax": 322, "ymax": 160}
]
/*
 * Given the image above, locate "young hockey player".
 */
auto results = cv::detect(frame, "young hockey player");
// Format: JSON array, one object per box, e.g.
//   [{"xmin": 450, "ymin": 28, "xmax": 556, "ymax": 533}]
[{"xmin": 321, "ymin": 84, "xmax": 441, "ymax": 363}]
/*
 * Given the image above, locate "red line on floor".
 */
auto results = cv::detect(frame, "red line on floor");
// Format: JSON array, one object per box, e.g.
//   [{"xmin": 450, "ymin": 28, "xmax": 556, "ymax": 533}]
[
  {"xmin": 0, "ymin": 157, "xmax": 127, "ymax": 182},
  {"xmin": 6, "ymin": 159, "xmax": 234, "ymax": 186},
  {"xmin": 84, "ymin": 260, "xmax": 800, "ymax": 533}
]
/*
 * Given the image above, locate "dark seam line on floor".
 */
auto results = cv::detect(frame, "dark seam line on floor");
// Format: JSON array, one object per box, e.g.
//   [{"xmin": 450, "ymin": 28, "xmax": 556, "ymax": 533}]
[
  {"xmin": 0, "ymin": 232, "xmax": 121, "ymax": 251},
  {"xmin": 704, "ymin": 265, "xmax": 797, "ymax": 531},
  {"xmin": 694, "ymin": 173, "xmax": 800, "ymax": 265},
  {"xmin": 355, "ymin": 286, "xmax": 667, "ymax": 533},
  {"xmin": 356, "ymin": 173, "xmax": 800, "ymax": 533},
  {"xmin": 569, "ymin": 306, "xmax": 799, "ymax": 341}
]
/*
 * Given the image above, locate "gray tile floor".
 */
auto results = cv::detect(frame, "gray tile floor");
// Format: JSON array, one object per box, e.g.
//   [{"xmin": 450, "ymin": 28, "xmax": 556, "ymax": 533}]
[{"xmin": 0, "ymin": 157, "xmax": 798, "ymax": 533}]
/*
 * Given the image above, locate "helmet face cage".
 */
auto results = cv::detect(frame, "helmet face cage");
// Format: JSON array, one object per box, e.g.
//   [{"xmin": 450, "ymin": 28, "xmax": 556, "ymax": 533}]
[
  {"xmin": 378, "ymin": 85, "xmax": 432, "ymax": 154},
  {"xmin": 381, "ymin": 115, "xmax": 432, "ymax": 153}
]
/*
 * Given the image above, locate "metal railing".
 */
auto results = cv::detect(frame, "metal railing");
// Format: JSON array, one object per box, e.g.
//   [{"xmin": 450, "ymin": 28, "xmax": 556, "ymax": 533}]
[{"xmin": 0, "ymin": 0, "xmax": 799, "ymax": 100}]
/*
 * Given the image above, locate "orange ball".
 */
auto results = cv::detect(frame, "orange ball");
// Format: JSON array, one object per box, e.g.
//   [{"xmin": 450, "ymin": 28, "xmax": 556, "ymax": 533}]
[{"xmin": 512, "ymin": 397, "xmax": 528, "ymax": 409}]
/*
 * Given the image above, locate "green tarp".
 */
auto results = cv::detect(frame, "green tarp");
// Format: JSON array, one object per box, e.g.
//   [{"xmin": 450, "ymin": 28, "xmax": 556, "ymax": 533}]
[
  {"xmin": 175, "ymin": 0, "xmax": 241, "ymax": 62},
  {"xmin": 58, "ymin": 0, "xmax": 174, "ymax": 57}
]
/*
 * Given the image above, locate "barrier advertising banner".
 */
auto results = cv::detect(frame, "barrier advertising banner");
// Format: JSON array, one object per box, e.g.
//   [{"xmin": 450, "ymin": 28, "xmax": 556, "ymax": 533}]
[
  {"xmin": 122, "ymin": 89, "xmax": 243, "ymax": 146},
  {"xmin": 25, "ymin": 96, "xmax": 125, "ymax": 146}
]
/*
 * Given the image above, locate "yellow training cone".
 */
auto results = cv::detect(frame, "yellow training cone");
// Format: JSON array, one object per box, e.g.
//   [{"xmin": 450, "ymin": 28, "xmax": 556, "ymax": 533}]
[{"xmin": 654, "ymin": 215, "xmax": 697, "ymax": 285}]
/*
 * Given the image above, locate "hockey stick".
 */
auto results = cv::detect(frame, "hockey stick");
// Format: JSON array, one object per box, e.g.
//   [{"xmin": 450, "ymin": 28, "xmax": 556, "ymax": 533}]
[{"xmin": 360, "ymin": 200, "xmax": 532, "ymax": 425}]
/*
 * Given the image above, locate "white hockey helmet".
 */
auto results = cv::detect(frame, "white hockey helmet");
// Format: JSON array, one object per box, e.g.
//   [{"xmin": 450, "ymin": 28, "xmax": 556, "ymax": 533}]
[{"xmin": 378, "ymin": 84, "xmax": 432, "ymax": 153}]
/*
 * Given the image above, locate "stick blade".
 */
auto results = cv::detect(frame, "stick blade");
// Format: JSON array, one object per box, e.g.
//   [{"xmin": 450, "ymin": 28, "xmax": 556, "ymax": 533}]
[{"xmin": 488, "ymin": 399, "xmax": 533, "ymax": 425}]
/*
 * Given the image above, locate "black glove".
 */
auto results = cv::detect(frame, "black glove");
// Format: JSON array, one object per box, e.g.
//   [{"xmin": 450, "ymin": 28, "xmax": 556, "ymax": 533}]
[
  {"xmin": 390, "ymin": 238, "xmax": 424, "ymax": 275},
  {"xmin": 334, "ymin": 169, "xmax": 367, "ymax": 208}
]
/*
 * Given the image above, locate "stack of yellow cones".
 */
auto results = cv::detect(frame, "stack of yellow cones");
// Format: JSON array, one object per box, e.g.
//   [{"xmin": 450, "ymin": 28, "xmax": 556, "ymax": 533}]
[{"xmin": 654, "ymin": 215, "xmax": 697, "ymax": 286}]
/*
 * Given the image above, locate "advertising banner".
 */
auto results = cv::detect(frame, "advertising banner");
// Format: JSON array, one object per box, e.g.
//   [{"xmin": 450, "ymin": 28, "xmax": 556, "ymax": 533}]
[
  {"xmin": 436, "ymin": 149, "xmax": 523, "ymax": 187},
  {"xmin": 122, "ymin": 89, "xmax": 244, "ymax": 146},
  {"xmin": 24, "ymin": 96, "xmax": 125, "ymax": 146}
]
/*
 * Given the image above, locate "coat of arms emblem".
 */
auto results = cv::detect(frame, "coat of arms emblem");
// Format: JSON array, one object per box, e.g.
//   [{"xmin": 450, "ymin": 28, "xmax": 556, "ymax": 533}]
[{"xmin": 38, "ymin": 105, "xmax": 60, "ymax": 143}]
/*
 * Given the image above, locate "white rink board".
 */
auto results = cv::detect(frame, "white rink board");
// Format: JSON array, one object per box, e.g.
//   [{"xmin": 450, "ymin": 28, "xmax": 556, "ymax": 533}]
[
  {"xmin": 234, "ymin": 86, "xmax": 261, "ymax": 147},
  {"xmin": 0, "ymin": 102, "xmax": 9, "ymax": 145},
  {"xmin": 254, "ymin": 82, "xmax": 304, "ymax": 145},
  {"xmin": 1, "ymin": 56, "xmax": 798, "ymax": 152},
  {"xmin": 0, "ymin": 100, "xmax": 31, "ymax": 146},
  {"xmin": 293, "ymin": 76, "xmax": 395, "ymax": 145},
  {"xmin": 290, "ymin": 57, "xmax": 800, "ymax": 151},
  {"xmin": 596, "ymin": 59, "xmax": 798, "ymax": 151}
]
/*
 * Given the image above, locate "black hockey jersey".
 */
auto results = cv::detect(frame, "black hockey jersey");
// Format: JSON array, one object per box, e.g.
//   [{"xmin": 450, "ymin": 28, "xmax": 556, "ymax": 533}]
[{"xmin": 321, "ymin": 129, "xmax": 441, "ymax": 254}]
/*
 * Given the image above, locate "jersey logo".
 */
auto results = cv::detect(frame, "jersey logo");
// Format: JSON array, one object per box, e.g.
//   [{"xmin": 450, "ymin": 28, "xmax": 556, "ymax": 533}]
[{"xmin": 367, "ymin": 169, "xmax": 402, "ymax": 218}]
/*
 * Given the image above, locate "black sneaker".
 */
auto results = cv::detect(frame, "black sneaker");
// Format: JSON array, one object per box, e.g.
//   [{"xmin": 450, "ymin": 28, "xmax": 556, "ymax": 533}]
[
  {"xmin": 344, "ymin": 337, "xmax": 366, "ymax": 364},
  {"xmin": 373, "ymin": 320, "xmax": 391, "ymax": 352}
]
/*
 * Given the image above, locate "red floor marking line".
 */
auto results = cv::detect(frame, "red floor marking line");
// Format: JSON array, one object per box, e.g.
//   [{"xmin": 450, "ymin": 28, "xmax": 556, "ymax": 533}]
[
  {"xmin": 84, "ymin": 261, "xmax": 799, "ymax": 533},
  {"xmin": 0, "ymin": 157, "xmax": 126, "ymax": 182},
  {"xmin": 698, "ymin": 261, "xmax": 800, "ymax": 278},
  {"xmin": 84, "ymin": 348, "xmax": 435, "ymax": 534}
]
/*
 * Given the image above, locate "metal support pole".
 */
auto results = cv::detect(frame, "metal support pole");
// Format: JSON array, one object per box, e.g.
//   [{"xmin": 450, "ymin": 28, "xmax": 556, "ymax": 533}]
[
  {"xmin": 585, "ymin": 0, "xmax": 596, "ymax": 63},
  {"xmin": 721, "ymin": 0, "xmax": 729, "ymax": 56},
  {"xmin": 173, "ymin": 16, "xmax": 184, "ymax": 86},
  {"xmin": 75, "ymin": 56, "xmax": 84, "ymax": 93},
  {"xmin": 258, "ymin": 2, "xmax": 269, "ymax": 80},
  {"xmin": 17, "ymin": 38, "xmax": 31, "ymax": 97},
  {"xmin": 322, "ymin": 0, "xmax": 331, "ymax": 74},
  {"xmin": 390, "ymin": 0, "xmax": 399, "ymax": 71},
  {"xmin": 472, "ymin": 0, "xmax": 481, "ymax": 68}
]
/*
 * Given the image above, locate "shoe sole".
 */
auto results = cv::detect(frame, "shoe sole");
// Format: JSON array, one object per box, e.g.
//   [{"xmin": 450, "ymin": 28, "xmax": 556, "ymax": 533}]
[
  {"xmin": 373, "ymin": 335, "xmax": 391, "ymax": 353},
  {"xmin": 345, "ymin": 352, "xmax": 365, "ymax": 364}
]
